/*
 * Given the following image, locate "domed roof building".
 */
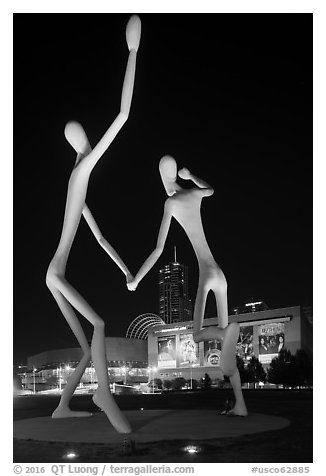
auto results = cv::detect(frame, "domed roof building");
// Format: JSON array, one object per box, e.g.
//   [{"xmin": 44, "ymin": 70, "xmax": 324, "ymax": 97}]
[{"xmin": 126, "ymin": 313, "xmax": 165, "ymax": 340}]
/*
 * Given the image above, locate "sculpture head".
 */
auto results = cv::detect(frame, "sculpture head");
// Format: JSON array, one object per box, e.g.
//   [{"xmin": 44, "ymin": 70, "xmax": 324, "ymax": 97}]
[
  {"xmin": 64, "ymin": 121, "xmax": 91, "ymax": 155},
  {"xmin": 126, "ymin": 15, "xmax": 141, "ymax": 52},
  {"xmin": 159, "ymin": 155, "xmax": 179, "ymax": 196}
]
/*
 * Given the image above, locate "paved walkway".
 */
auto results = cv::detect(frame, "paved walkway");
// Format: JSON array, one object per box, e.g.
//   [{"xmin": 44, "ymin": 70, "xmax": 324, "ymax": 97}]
[{"xmin": 14, "ymin": 409, "xmax": 290, "ymax": 444}]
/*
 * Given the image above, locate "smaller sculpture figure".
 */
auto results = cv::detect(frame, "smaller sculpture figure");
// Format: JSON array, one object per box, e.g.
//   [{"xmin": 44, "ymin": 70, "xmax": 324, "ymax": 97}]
[
  {"xmin": 127, "ymin": 155, "xmax": 248, "ymax": 416},
  {"xmin": 46, "ymin": 15, "xmax": 141, "ymax": 433}
]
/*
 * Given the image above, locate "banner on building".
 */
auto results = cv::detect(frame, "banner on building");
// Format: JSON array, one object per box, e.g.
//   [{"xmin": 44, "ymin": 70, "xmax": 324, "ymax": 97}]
[
  {"xmin": 236, "ymin": 325, "xmax": 254, "ymax": 361},
  {"xmin": 258, "ymin": 322, "xmax": 285, "ymax": 364},
  {"xmin": 157, "ymin": 335, "xmax": 176, "ymax": 368},
  {"xmin": 178, "ymin": 333, "xmax": 199, "ymax": 367},
  {"xmin": 204, "ymin": 339, "xmax": 221, "ymax": 366}
]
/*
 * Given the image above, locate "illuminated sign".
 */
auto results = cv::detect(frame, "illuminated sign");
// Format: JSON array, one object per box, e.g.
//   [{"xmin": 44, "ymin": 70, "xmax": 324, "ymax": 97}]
[
  {"xmin": 204, "ymin": 339, "xmax": 221, "ymax": 366},
  {"xmin": 178, "ymin": 333, "xmax": 199, "ymax": 367},
  {"xmin": 236, "ymin": 326, "xmax": 254, "ymax": 361},
  {"xmin": 157, "ymin": 336, "xmax": 177, "ymax": 368},
  {"xmin": 258, "ymin": 323, "xmax": 285, "ymax": 364}
]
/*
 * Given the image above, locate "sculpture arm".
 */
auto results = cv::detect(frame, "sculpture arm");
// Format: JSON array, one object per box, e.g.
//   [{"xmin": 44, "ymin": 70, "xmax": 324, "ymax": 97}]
[
  {"xmin": 76, "ymin": 16, "xmax": 141, "ymax": 176},
  {"xmin": 178, "ymin": 167, "xmax": 214, "ymax": 196},
  {"xmin": 66, "ymin": 142, "xmax": 134, "ymax": 280},
  {"xmin": 128, "ymin": 205, "xmax": 172, "ymax": 290},
  {"xmin": 82, "ymin": 205, "xmax": 132, "ymax": 279}
]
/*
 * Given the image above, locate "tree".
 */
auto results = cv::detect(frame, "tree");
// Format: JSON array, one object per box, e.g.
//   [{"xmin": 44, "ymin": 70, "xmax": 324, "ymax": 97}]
[
  {"xmin": 154, "ymin": 378, "xmax": 163, "ymax": 389},
  {"xmin": 293, "ymin": 349, "xmax": 313, "ymax": 387},
  {"xmin": 185, "ymin": 378, "xmax": 199, "ymax": 389},
  {"xmin": 236, "ymin": 355, "xmax": 248, "ymax": 383},
  {"xmin": 171, "ymin": 377, "xmax": 187, "ymax": 391},
  {"xmin": 163, "ymin": 379, "xmax": 172, "ymax": 390},
  {"xmin": 203, "ymin": 372, "xmax": 212, "ymax": 389},
  {"xmin": 267, "ymin": 349, "xmax": 296, "ymax": 387},
  {"xmin": 246, "ymin": 356, "xmax": 266, "ymax": 388}
]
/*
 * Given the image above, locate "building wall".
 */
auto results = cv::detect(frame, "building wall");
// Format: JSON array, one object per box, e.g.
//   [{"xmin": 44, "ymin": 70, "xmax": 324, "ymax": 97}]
[{"xmin": 148, "ymin": 305, "xmax": 309, "ymax": 381}]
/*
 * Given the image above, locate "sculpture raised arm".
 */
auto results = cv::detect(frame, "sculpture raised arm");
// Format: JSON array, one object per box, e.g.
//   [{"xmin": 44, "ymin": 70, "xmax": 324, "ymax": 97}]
[{"xmin": 178, "ymin": 167, "xmax": 214, "ymax": 196}]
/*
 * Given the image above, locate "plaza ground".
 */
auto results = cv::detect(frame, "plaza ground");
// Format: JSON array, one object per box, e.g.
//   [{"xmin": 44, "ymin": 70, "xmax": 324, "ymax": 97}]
[{"xmin": 13, "ymin": 389, "xmax": 312, "ymax": 463}]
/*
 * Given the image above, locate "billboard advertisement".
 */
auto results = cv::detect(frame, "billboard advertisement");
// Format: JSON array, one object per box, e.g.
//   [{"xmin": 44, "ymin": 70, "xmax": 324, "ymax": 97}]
[
  {"xmin": 236, "ymin": 325, "xmax": 254, "ymax": 361},
  {"xmin": 178, "ymin": 333, "xmax": 199, "ymax": 367},
  {"xmin": 204, "ymin": 339, "xmax": 221, "ymax": 366},
  {"xmin": 157, "ymin": 335, "xmax": 176, "ymax": 368},
  {"xmin": 258, "ymin": 322, "xmax": 285, "ymax": 364}
]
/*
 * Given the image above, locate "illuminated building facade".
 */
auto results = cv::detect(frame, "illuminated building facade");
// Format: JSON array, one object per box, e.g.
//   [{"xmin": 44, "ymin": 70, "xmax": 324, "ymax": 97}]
[
  {"xmin": 22, "ymin": 337, "xmax": 148, "ymax": 393},
  {"xmin": 147, "ymin": 305, "xmax": 312, "ymax": 383},
  {"xmin": 159, "ymin": 248, "xmax": 192, "ymax": 324},
  {"xmin": 18, "ymin": 305, "xmax": 312, "ymax": 393}
]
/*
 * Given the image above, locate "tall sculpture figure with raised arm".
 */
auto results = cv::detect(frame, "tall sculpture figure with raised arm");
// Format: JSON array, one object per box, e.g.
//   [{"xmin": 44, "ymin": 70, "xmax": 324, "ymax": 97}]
[
  {"xmin": 128, "ymin": 155, "xmax": 248, "ymax": 416},
  {"xmin": 46, "ymin": 15, "xmax": 141, "ymax": 433}
]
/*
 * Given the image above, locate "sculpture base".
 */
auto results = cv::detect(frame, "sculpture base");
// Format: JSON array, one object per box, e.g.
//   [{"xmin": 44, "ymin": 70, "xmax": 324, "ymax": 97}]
[{"xmin": 14, "ymin": 409, "xmax": 289, "ymax": 444}]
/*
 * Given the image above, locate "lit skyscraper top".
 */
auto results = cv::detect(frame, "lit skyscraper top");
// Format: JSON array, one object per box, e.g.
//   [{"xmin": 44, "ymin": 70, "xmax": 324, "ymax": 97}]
[{"xmin": 158, "ymin": 247, "xmax": 193, "ymax": 324}]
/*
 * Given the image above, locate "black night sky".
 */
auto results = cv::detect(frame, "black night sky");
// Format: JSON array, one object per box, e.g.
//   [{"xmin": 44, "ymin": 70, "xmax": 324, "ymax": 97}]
[{"xmin": 14, "ymin": 13, "xmax": 312, "ymax": 363}]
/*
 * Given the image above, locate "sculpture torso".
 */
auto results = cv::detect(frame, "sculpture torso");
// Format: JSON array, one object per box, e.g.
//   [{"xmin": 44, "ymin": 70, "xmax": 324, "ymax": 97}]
[{"xmin": 166, "ymin": 188, "xmax": 217, "ymax": 270}]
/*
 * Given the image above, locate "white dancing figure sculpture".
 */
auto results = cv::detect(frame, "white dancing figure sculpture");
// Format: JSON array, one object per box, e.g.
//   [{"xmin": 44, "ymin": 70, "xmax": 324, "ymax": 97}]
[
  {"xmin": 46, "ymin": 15, "xmax": 141, "ymax": 433},
  {"xmin": 128, "ymin": 155, "xmax": 248, "ymax": 416}
]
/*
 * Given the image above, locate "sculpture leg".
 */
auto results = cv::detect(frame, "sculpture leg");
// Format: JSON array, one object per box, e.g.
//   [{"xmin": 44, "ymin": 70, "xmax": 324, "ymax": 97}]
[
  {"xmin": 212, "ymin": 277, "xmax": 248, "ymax": 416},
  {"xmin": 228, "ymin": 369, "xmax": 248, "ymax": 416},
  {"xmin": 192, "ymin": 283, "xmax": 211, "ymax": 343},
  {"xmin": 47, "ymin": 275, "xmax": 131, "ymax": 433},
  {"xmin": 193, "ymin": 274, "xmax": 226, "ymax": 343},
  {"xmin": 48, "ymin": 285, "xmax": 93, "ymax": 418},
  {"xmin": 91, "ymin": 322, "xmax": 131, "ymax": 433}
]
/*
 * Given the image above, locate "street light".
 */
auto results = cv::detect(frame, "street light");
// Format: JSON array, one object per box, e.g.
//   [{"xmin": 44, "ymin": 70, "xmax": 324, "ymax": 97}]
[
  {"xmin": 57, "ymin": 366, "xmax": 62, "ymax": 392},
  {"xmin": 152, "ymin": 366, "xmax": 157, "ymax": 393},
  {"xmin": 190, "ymin": 364, "xmax": 193, "ymax": 389},
  {"xmin": 121, "ymin": 366, "xmax": 127, "ymax": 385},
  {"xmin": 33, "ymin": 368, "xmax": 36, "ymax": 394},
  {"xmin": 65, "ymin": 365, "xmax": 71, "ymax": 386}
]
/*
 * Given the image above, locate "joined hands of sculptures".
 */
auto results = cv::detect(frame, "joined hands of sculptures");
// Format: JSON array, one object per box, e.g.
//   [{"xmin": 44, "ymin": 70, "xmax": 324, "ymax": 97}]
[{"xmin": 47, "ymin": 14, "xmax": 246, "ymax": 436}]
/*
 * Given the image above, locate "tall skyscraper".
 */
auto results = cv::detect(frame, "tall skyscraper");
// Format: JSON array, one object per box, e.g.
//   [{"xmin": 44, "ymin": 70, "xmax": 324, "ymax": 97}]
[{"xmin": 159, "ymin": 247, "xmax": 193, "ymax": 324}]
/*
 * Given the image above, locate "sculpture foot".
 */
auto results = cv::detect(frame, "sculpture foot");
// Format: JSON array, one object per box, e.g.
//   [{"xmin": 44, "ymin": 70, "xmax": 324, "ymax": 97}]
[
  {"xmin": 226, "ymin": 407, "xmax": 248, "ymax": 417},
  {"xmin": 52, "ymin": 407, "xmax": 93, "ymax": 419},
  {"xmin": 220, "ymin": 322, "xmax": 240, "ymax": 376},
  {"xmin": 92, "ymin": 388, "xmax": 132, "ymax": 434}
]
